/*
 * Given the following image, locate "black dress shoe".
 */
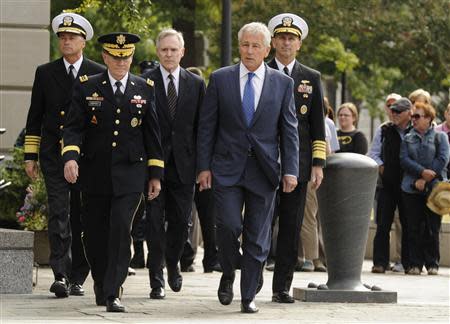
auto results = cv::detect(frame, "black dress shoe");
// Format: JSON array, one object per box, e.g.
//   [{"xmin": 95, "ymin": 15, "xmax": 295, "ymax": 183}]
[
  {"xmin": 204, "ymin": 262, "xmax": 222, "ymax": 273},
  {"xmin": 94, "ymin": 283, "xmax": 106, "ymax": 306},
  {"xmin": 69, "ymin": 283, "xmax": 85, "ymax": 296},
  {"xmin": 167, "ymin": 266, "xmax": 183, "ymax": 292},
  {"xmin": 149, "ymin": 287, "xmax": 165, "ymax": 299},
  {"xmin": 272, "ymin": 291, "xmax": 295, "ymax": 303},
  {"xmin": 217, "ymin": 273, "xmax": 234, "ymax": 305},
  {"xmin": 50, "ymin": 278, "xmax": 69, "ymax": 298},
  {"xmin": 106, "ymin": 297, "xmax": 125, "ymax": 312},
  {"xmin": 241, "ymin": 299, "xmax": 259, "ymax": 313},
  {"xmin": 180, "ymin": 264, "xmax": 195, "ymax": 272}
]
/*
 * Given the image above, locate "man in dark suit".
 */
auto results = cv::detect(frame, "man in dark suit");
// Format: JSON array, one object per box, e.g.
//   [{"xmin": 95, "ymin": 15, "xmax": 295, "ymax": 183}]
[
  {"xmin": 197, "ymin": 22, "xmax": 299, "ymax": 313},
  {"xmin": 267, "ymin": 13, "xmax": 326, "ymax": 303},
  {"xmin": 62, "ymin": 32, "xmax": 164, "ymax": 312},
  {"xmin": 141, "ymin": 29, "xmax": 206, "ymax": 299},
  {"xmin": 24, "ymin": 12, "xmax": 105, "ymax": 298}
]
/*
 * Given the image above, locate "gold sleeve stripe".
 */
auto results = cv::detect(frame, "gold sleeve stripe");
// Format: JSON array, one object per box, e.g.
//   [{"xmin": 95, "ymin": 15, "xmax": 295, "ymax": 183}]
[
  {"xmin": 313, "ymin": 151, "xmax": 327, "ymax": 160},
  {"xmin": 24, "ymin": 135, "xmax": 41, "ymax": 153},
  {"xmin": 24, "ymin": 144, "xmax": 39, "ymax": 153},
  {"xmin": 61, "ymin": 145, "xmax": 80, "ymax": 155},
  {"xmin": 148, "ymin": 159, "xmax": 164, "ymax": 168},
  {"xmin": 312, "ymin": 140, "xmax": 327, "ymax": 147}
]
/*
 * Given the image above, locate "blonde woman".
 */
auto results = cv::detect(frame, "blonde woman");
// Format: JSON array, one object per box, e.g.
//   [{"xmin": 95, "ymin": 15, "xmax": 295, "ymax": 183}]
[{"xmin": 336, "ymin": 102, "xmax": 368, "ymax": 154}]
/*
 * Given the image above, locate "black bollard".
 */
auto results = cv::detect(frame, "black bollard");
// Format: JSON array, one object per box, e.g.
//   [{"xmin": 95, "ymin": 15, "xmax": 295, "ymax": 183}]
[{"xmin": 293, "ymin": 153, "xmax": 397, "ymax": 303}]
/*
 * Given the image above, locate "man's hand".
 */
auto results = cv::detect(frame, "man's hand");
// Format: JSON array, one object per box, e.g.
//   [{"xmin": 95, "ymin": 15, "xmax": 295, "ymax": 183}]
[
  {"xmin": 148, "ymin": 179, "xmax": 161, "ymax": 200},
  {"xmin": 421, "ymin": 169, "xmax": 436, "ymax": 182},
  {"xmin": 64, "ymin": 160, "xmax": 79, "ymax": 184},
  {"xmin": 24, "ymin": 160, "xmax": 39, "ymax": 180},
  {"xmin": 310, "ymin": 166, "xmax": 324, "ymax": 190},
  {"xmin": 379, "ymin": 165, "xmax": 385, "ymax": 176},
  {"xmin": 414, "ymin": 178, "xmax": 426, "ymax": 192},
  {"xmin": 282, "ymin": 175, "xmax": 297, "ymax": 193},
  {"xmin": 198, "ymin": 170, "xmax": 212, "ymax": 191}
]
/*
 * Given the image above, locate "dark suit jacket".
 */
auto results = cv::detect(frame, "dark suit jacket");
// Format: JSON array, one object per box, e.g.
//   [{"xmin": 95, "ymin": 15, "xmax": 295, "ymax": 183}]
[
  {"xmin": 268, "ymin": 58, "xmax": 326, "ymax": 182},
  {"xmin": 197, "ymin": 63, "xmax": 299, "ymax": 189},
  {"xmin": 24, "ymin": 57, "xmax": 105, "ymax": 161},
  {"xmin": 141, "ymin": 67, "xmax": 206, "ymax": 184},
  {"xmin": 62, "ymin": 71, "xmax": 164, "ymax": 195}
]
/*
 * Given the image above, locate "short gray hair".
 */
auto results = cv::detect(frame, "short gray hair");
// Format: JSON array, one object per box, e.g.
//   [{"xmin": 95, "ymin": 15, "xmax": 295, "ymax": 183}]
[
  {"xmin": 156, "ymin": 28, "xmax": 185, "ymax": 49},
  {"xmin": 238, "ymin": 22, "xmax": 271, "ymax": 47}
]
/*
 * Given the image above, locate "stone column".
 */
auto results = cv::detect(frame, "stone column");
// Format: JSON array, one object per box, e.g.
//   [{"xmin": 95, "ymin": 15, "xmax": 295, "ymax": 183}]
[{"xmin": 0, "ymin": 0, "xmax": 50, "ymax": 149}]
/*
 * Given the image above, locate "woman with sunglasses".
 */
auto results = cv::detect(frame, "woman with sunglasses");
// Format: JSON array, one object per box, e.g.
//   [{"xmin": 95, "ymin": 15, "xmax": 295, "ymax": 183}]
[{"xmin": 400, "ymin": 102, "xmax": 449, "ymax": 275}]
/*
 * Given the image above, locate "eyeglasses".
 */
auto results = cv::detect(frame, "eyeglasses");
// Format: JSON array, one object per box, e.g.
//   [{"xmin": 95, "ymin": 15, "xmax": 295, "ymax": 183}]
[
  {"xmin": 391, "ymin": 110, "xmax": 403, "ymax": 114},
  {"xmin": 411, "ymin": 114, "xmax": 426, "ymax": 119}
]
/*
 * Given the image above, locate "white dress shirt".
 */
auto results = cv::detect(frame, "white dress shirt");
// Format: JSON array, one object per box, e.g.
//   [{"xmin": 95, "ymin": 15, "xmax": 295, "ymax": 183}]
[
  {"xmin": 239, "ymin": 62, "xmax": 265, "ymax": 110},
  {"xmin": 108, "ymin": 71, "xmax": 128, "ymax": 94},
  {"xmin": 274, "ymin": 57, "xmax": 295, "ymax": 76},
  {"xmin": 160, "ymin": 65, "xmax": 181, "ymax": 96},
  {"xmin": 63, "ymin": 56, "xmax": 83, "ymax": 78}
]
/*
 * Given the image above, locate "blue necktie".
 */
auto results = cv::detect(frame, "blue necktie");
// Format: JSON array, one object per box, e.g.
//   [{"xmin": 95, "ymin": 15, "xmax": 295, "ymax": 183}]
[{"xmin": 242, "ymin": 72, "xmax": 255, "ymax": 127}]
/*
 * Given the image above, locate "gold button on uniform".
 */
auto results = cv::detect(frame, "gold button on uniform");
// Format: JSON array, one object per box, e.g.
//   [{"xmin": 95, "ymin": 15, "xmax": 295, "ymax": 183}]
[
  {"xmin": 59, "ymin": 125, "xmax": 63, "ymax": 129},
  {"xmin": 115, "ymin": 120, "xmax": 120, "ymax": 125},
  {"xmin": 114, "ymin": 131, "xmax": 118, "ymax": 136},
  {"xmin": 60, "ymin": 111, "xmax": 65, "ymax": 116},
  {"xmin": 112, "ymin": 142, "xmax": 117, "ymax": 147},
  {"xmin": 116, "ymin": 108, "xmax": 121, "ymax": 113}
]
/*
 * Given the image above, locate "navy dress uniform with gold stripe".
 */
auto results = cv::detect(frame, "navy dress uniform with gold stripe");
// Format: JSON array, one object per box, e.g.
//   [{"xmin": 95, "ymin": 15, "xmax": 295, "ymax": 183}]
[
  {"xmin": 62, "ymin": 33, "xmax": 164, "ymax": 304},
  {"xmin": 24, "ymin": 12, "xmax": 105, "ymax": 291},
  {"xmin": 267, "ymin": 13, "xmax": 327, "ymax": 297}
]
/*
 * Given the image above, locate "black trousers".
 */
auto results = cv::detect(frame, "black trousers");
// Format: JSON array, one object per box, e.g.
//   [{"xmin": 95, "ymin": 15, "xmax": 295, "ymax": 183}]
[
  {"xmin": 82, "ymin": 192, "xmax": 142, "ymax": 298},
  {"xmin": 402, "ymin": 192, "xmax": 441, "ymax": 269},
  {"xmin": 145, "ymin": 170, "xmax": 194, "ymax": 289},
  {"xmin": 40, "ymin": 149, "xmax": 72, "ymax": 280},
  {"xmin": 272, "ymin": 181, "xmax": 308, "ymax": 293},
  {"xmin": 373, "ymin": 185, "xmax": 410, "ymax": 269},
  {"xmin": 68, "ymin": 188, "xmax": 90, "ymax": 285},
  {"xmin": 180, "ymin": 184, "xmax": 219, "ymax": 269}
]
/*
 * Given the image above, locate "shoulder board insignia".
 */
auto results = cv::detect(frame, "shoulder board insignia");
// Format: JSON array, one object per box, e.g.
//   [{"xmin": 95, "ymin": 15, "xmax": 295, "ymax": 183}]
[
  {"xmin": 147, "ymin": 78, "xmax": 154, "ymax": 87},
  {"xmin": 102, "ymin": 80, "xmax": 107, "ymax": 85},
  {"xmin": 131, "ymin": 81, "xmax": 135, "ymax": 86},
  {"xmin": 79, "ymin": 75, "xmax": 88, "ymax": 82}
]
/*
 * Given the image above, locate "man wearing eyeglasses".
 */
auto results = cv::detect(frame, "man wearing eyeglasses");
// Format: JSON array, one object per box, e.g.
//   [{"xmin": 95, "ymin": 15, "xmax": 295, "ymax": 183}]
[{"xmin": 370, "ymin": 97, "xmax": 413, "ymax": 274}]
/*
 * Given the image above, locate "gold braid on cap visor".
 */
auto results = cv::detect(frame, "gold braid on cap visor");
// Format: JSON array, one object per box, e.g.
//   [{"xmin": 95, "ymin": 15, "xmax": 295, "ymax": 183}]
[
  {"xmin": 103, "ymin": 43, "xmax": 135, "ymax": 57},
  {"xmin": 57, "ymin": 27, "xmax": 86, "ymax": 36},
  {"xmin": 274, "ymin": 27, "xmax": 301, "ymax": 37}
]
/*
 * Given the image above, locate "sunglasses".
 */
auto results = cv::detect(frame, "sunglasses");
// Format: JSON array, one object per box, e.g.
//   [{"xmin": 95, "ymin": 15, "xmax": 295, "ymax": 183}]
[
  {"xmin": 411, "ymin": 114, "xmax": 426, "ymax": 119},
  {"xmin": 391, "ymin": 109, "xmax": 404, "ymax": 114}
]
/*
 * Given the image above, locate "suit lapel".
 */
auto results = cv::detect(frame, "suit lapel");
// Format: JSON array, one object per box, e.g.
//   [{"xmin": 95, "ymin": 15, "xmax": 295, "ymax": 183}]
[
  {"xmin": 228, "ymin": 64, "xmax": 246, "ymax": 125},
  {"xmin": 175, "ymin": 68, "xmax": 191, "ymax": 122},
  {"xmin": 251, "ymin": 64, "xmax": 273, "ymax": 126},
  {"xmin": 153, "ymin": 69, "xmax": 171, "ymax": 122},
  {"xmin": 97, "ymin": 71, "xmax": 115, "ymax": 105},
  {"xmin": 77, "ymin": 57, "xmax": 91, "ymax": 78},
  {"xmin": 51, "ymin": 58, "xmax": 72, "ymax": 92}
]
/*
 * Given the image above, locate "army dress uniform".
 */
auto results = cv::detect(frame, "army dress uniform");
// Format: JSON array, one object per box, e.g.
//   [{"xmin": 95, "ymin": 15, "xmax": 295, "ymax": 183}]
[
  {"xmin": 267, "ymin": 13, "xmax": 326, "ymax": 298},
  {"xmin": 24, "ymin": 12, "xmax": 105, "ymax": 294},
  {"xmin": 62, "ymin": 33, "xmax": 164, "ymax": 306}
]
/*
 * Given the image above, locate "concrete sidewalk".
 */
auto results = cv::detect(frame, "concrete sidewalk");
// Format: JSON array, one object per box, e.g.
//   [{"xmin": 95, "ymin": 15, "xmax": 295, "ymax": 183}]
[{"xmin": 1, "ymin": 254, "xmax": 449, "ymax": 323}]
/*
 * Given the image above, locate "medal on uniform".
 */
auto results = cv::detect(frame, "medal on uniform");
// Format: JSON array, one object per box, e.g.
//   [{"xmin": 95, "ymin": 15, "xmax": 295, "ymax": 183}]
[
  {"xmin": 300, "ymin": 105, "xmax": 308, "ymax": 114},
  {"xmin": 90, "ymin": 115, "xmax": 97, "ymax": 124},
  {"xmin": 131, "ymin": 117, "xmax": 138, "ymax": 127}
]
